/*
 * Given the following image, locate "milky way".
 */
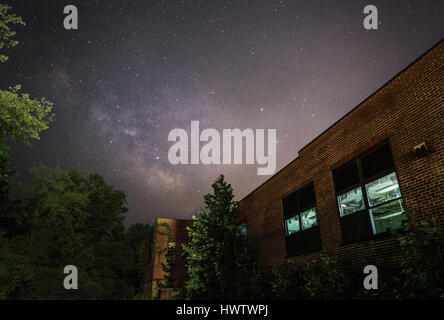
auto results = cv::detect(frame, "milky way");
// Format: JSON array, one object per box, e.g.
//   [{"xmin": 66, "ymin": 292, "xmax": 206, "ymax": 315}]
[{"xmin": 1, "ymin": 0, "xmax": 442, "ymax": 225}]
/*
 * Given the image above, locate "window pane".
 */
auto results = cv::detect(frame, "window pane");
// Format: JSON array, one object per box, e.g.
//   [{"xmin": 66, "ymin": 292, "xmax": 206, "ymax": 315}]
[
  {"xmin": 286, "ymin": 226, "xmax": 322, "ymax": 256},
  {"xmin": 337, "ymin": 187, "xmax": 365, "ymax": 216},
  {"xmin": 341, "ymin": 210, "xmax": 373, "ymax": 243},
  {"xmin": 365, "ymin": 172, "xmax": 402, "ymax": 207},
  {"xmin": 333, "ymin": 160, "xmax": 360, "ymax": 193},
  {"xmin": 298, "ymin": 184, "xmax": 316, "ymax": 209},
  {"xmin": 285, "ymin": 216, "xmax": 300, "ymax": 235},
  {"xmin": 238, "ymin": 223, "xmax": 247, "ymax": 237},
  {"xmin": 370, "ymin": 199, "xmax": 407, "ymax": 234},
  {"xmin": 361, "ymin": 143, "xmax": 394, "ymax": 179},
  {"xmin": 282, "ymin": 192, "xmax": 298, "ymax": 218},
  {"xmin": 301, "ymin": 207, "xmax": 318, "ymax": 230}
]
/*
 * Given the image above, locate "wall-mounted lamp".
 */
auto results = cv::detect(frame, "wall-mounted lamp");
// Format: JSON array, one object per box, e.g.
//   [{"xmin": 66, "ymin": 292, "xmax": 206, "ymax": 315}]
[{"xmin": 413, "ymin": 142, "xmax": 431, "ymax": 157}]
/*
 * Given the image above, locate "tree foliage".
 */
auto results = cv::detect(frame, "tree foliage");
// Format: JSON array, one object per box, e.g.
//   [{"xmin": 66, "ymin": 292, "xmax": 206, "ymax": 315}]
[
  {"xmin": 0, "ymin": 85, "xmax": 54, "ymax": 146},
  {"xmin": 0, "ymin": 6, "xmax": 151, "ymax": 299},
  {"xmin": 270, "ymin": 263, "xmax": 305, "ymax": 300},
  {"xmin": 396, "ymin": 215, "xmax": 444, "ymax": 299},
  {"xmin": 0, "ymin": 4, "xmax": 25, "ymax": 63},
  {"xmin": 0, "ymin": 166, "xmax": 150, "ymax": 299},
  {"xmin": 302, "ymin": 254, "xmax": 351, "ymax": 299},
  {"xmin": 269, "ymin": 254, "xmax": 351, "ymax": 300},
  {"xmin": 182, "ymin": 175, "xmax": 263, "ymax": 300},
  {"xmin": 0, "ymin": 4, "xmax": 54, "ymax": 242}
]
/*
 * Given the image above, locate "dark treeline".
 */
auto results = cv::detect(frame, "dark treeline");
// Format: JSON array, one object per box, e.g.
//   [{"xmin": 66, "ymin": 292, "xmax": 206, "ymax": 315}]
[{"xmin": 0, "ymin": 4, "xmax": 150, "ymax": 299}]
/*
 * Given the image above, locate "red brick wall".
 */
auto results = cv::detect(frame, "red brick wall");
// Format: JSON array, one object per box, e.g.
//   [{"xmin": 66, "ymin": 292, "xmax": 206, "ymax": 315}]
[
  {"xmin": 238, "ymin": 40, "xmax": 444, "ymax": 272},
  {"xmin": 141, "ymin": 218, "xmax": 193, "ymax": 298}
]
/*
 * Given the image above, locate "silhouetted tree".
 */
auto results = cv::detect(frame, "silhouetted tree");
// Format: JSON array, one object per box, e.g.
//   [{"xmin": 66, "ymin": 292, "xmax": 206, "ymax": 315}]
[{"xmin": 182, "ymin": 175, "xmax": 263, "ymax": 299}]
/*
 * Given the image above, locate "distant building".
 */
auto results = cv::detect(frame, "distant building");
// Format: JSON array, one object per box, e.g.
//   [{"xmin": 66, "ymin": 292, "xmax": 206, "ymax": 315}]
[
  {"xmin": 141, "ymin": 218, "xmax": 193, "ymax": 300},
  {"xmin": 237, "ymin": 40, "xmax": 443, "ymax": 274}
]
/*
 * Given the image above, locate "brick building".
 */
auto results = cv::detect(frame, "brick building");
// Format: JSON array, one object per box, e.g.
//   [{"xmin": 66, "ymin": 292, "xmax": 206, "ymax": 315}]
[
  {"xmin": 237, "ymin": 40, "xmax": 443, "ymax": 274},
  {"xmin": 141, "ymin": 218, "xmax": 193, "ymax": 299},
  {"xmin": 142, "ymin": 40, "xmax": 443, "ymax": 297}
]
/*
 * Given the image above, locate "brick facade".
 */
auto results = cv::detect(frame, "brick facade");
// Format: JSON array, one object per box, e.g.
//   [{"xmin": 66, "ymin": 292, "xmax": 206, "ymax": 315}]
[
  {"xmin": 141, "ymin": 218, "xmax": 193, "ymax": 299},
  {"xmin": 238, "ymin": 40, "xmax": 444, "ymax": 273},
  {"xmin": 142, "ymin": 41, "xmax": 443, "ymax": 296}
]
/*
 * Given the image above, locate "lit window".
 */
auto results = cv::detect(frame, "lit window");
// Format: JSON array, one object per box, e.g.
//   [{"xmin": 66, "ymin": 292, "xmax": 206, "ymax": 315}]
[
  {"xmin": 365, "ymin": 172, "xmax": 402, "ymax": 207},
  {"xmin": 301, "ymin": 208, "xmax": 318, "ymax": 230},
  {"xmin": 282, "ymin": 183, "xmax": 321, "ymax": 255},
  {"xmin": 370, "ymin": 199, "xmax": 407, "ymax": 234},
  {"xmin": 286, "ymin": 215, "xmax": 300, "ymax": 235},
  {"xmin": 333, "ymin": 142, "xmax": 408, "ymax": 243},
  {"xmin": 337, "ymin": 187, "xmax": 365, "ymax": 217}
]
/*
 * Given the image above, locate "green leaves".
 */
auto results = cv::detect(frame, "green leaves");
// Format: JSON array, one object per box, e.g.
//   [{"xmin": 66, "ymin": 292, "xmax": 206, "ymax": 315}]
[
  {"xmin": 0, "ymin": 166, "xmax": 149, "ymax": 299},
  {"xmin": 0, "ymin": 4, "xmax": 25, "ymax": 63},
  {"xmin": 0, "ymin": 85, "xmax": 54, "ymax": 145},
  {"xmin": 0, "ymin": 4, "xmax": 150, "ymax": 300},
  {"xmin": 270, "ymin": 254, "xmax": 351, "ymax": 300},
  {"xmin": 395, "ymin": 214, "xmax": 444, "ymax": 299},
  {"xmin": 303, "ymin": 254, "xmax": 351, "ymax": 299}
]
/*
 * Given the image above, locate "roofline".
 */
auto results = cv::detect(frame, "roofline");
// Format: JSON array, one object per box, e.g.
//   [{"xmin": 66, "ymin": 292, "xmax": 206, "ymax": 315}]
[{"xmin": 239, "ymin": 37, "xmax": 444, "ymax": 203}]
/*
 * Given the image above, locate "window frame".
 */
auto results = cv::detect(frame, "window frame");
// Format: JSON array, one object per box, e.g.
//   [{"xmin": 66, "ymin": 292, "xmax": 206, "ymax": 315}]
[
  {"xmin": 282, "ymin": 183, "xmax": 322, "ymax": 256},
  {"xmin": 333, "ymin": 141, "xmax": 408, "ymax": 244}
]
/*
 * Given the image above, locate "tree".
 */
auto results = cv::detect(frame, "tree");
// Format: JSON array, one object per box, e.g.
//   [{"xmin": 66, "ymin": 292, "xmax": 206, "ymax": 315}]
[
  {"xmin": 124, "ymin": 223, "xmax": 152, "ymax": 294},
  {"xmin": 182, "ymin": 175, "xmax": 263, "ymax": 299},
  {"xmin": 0, "ymin": 4, "xmax": 150, "ymax": 300},
  {"xmin": 0, "ymin": 4, "xmax": 25, "ymax": 63},
  {"xmin": 0, "ymin": 4, "xmax": 53, "ymax": 236},
  {"xmin": 0, "ymin": 85, "xmax": 54, "ymax": 146},
  {"xmin": 0, "ymin": 166, "xmax": 149, "ymax": 299}
]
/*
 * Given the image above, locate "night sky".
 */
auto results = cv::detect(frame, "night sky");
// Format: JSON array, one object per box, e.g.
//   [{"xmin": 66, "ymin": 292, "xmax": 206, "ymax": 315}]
[{"xmin": 1, "ymin": 0, "xmax": 442, "ymax": 225}]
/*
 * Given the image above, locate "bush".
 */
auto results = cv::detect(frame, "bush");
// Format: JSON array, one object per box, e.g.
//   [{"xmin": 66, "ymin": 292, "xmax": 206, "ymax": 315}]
[
  {"xmin": 303, "ymin": 254, "xmax": 351, "ymax": 299},
  {"xmin": 270, "ymin": 263, "xmax": 305, "ymax": 299},
  {"xmin": 396, "ymin": 214, "xmax": 444, "ymax": 299},
  {"xmin": 269, "ymin": 215, "xmax": 444, "ymax": 300},
  {"xmin": 270, "ymin": 254, "xmax": 351, "ymax": 300}
]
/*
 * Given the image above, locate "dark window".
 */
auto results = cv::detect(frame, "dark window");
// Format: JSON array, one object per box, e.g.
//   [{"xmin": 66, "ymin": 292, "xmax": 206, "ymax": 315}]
[
  {"xmin": 298, "ymin": 185, "xmax": 316, "ymax": 209},
  {"xmin": 361, "ymin": 143, "xmax": 394, "ymax": 180},
  {"xmin": 333, "ymin": 141, "xmax": 408, "ymax": 243},
  {"xmin": 333, "ymin": 160, "xmax": 360, "ymax": 193},
  {"xmin": 340, "ymin": 210, "xmax": 373, "ymax": 243},
  {"xmin": 166, "ymin": 243, "xmax": 176, "ymax": 266},
  {"xmin": 282, "ymin": 183, "xmax": 321, "ymax": 256}
]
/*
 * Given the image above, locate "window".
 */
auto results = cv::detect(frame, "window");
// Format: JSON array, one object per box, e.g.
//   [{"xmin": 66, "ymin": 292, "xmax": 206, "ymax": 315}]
[
  {"xmin": 285, "ymin": 216, "xmax": 300, "ymax": 235},
  {"xmin": 337, "ymin": 186, "xmax": 365, "ymax": 216},
  {"xmin": 333, "ymin": 142, "xmax": 408, "ymax": 243},
  {"xmin": 282, "ymin": 183, "xmax": 321, "ymax": 256},
  {"xmin": 238, "ymin": 223, "xmax": 248, "ymax": 237},
  {"xmin": 166, "ymin": 242, "xmax": 177, "ymax": 266},
  {"xmin": 301, "ymin": 207, "xmax": 318, "ymax": 230}
]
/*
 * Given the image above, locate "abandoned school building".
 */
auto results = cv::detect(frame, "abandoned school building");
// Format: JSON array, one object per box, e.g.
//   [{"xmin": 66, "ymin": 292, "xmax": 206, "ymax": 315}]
[{"xmin": 142, "ymin": 40, "xmax": 443, "ymax": 298}]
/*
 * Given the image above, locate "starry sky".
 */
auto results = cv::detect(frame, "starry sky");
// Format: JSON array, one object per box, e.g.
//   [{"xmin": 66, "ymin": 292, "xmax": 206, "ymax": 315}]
[{"xmin": 1, "ymin": 0, "xmax": 443, "ymax": 225}]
